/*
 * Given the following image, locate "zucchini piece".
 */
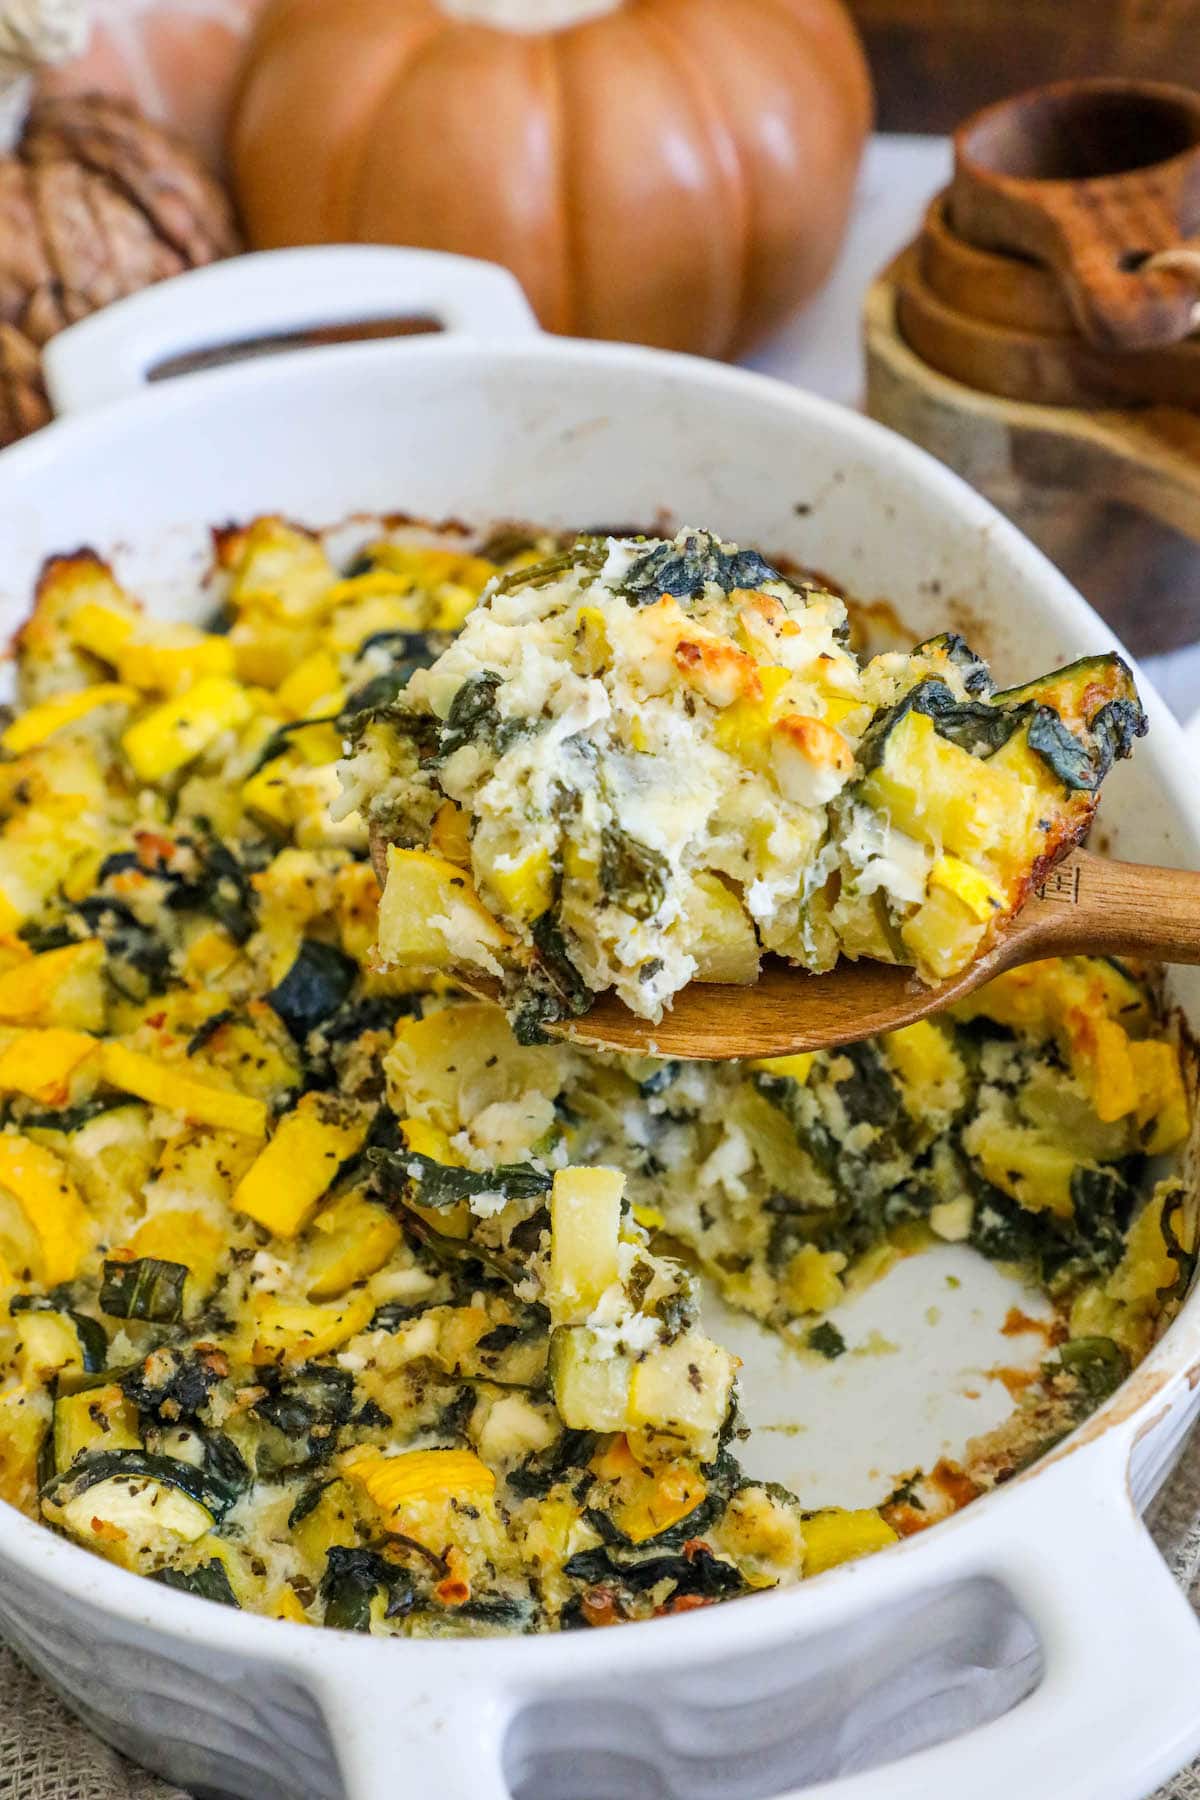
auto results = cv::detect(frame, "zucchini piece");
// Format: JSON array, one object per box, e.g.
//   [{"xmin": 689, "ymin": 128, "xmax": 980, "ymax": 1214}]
[
  {"xmin": 42, "ymin": 1446, "xmax": 238, "ymax": 1522},
  {"xmin": 15, "ymin": 1310, "xmax": 85, "ymax": 1384},
  {"xmin": 120, "ymin": 675, "xmax": 252, "ymax": 782},
  {"xmin": 992, "ymin": 653, "xmax": 1141, "ymax": 732},
  {"xmin": 801, "ymin": 1508, "xmax": 897, "ymax": 1575},
  {"xmin": 0, "ymin": 1135, "xmax": 92, "ymax": 1286},
  {"xmin": 150, "ymin": 1557, "xmax": 240, "ymax": 1608},
  {"xmin": 42, "ymin": 1451, "xmax": 218, "ymax": 1551},
  {"xmin": 677, "ymin": 872, "xmax": 760, "ymax": 984},
  {"xmin": 547, "ymin": 1167, "xmax": 623, "ymax": 1327},
  {"xmin": 376, "ymin": 847, "xmax": 513, "ymax": 973},
  {"xmin": 250, "ymin": 1291, "xmax": 375, "ymax": 1365},
  {"xmin": 197, "ymin": 1431, "xmax": 251, "ymax": 1515},
  {"xmin": 266, "ymin": 939, "xmax": 358, "ymax": 1041},
  {"xmin": 100, "ymin": 1256, "xmax": 188, "ymax": 1324},
  {"xmin": 858, "ymin": 708, "xmax": 1032, "ymax": 863},
  {"xmin": 627, "ymin": 1334, "xmax": 736, "ymax": 1448},
  {"xmin": 97, "ymin": 1043, "xmax": 267, "ymax": 1138},
  {"xmin": 549, "ymin": 1327, "xmax": 634, "ymax": 1433},
  {"xmin": 342, "ymin": 1445, "xmax": 495, "ymax": 1515}
]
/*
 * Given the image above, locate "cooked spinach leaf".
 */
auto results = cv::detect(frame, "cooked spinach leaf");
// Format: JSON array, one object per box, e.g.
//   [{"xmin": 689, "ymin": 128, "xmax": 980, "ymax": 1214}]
[
  {"xmin": 369, "ymin": 1147, "xmax": 552, "ymax": 1210},
  {"xmin": 507, "ymin": 1429, "xmax": 598, "ymax": 1499},
  {"xmin": 807, "ymin": 1321, "xmax": 847, "ymax": 1359},
  {"xmin": 912, "ymin": 632, "xmax": 994, "ymax": 696},
  {"xmin": 100, "ymin": 1257, "xmax": 187, "ymax": 1324},
  {"xmin": 599, "ymin": 825, "xmax": 668, "ymax": 921},
  {"xmin": 1025, "ymin": 705, "xmax": 1098, "ymax": 791},
  {"xmin": 857, "ymin": 679, "xmax": 1017, "ymax": 772},
  {"xmin": 122, "ymin": 1345, "xmax": 226, "ymax": 1422},
  {"xmin": 22, "ymin": 897, "xmax": 174, "ymax": 992},
  {"xmin": 490, "ymin": 540, "xmax": 606, "ymax": 599},
  {"xmin": 150, "ymin": 1558, "xmax": 240, "ymax": 1608},
  {"xmin": 1090, "ymin": 696, "xmax": 1148, "ymax": 782},
  {"xmin": 563, "ymin": 1542, "xmax": 745, "ymax": 1599},
  {"xmin": 390, "ymin": 1200, "xmax": 523, "ymax": 1287},
  {"xmin": 250, "ymin": 1363, "xmax": 358, "ymax": 1479},
  {"xmin": 161, "ymin": 833, "xmax": 259, "ymax": 946},
  {"xmin": 16, "ymin": 1095, "xmax": 131, "ymax": 1134},
  {"xmin": 1055, "ymin": 1335, "xmax": 1129, "ymax": 1406},
  {"xmin": 436, "ymin": 671, "xmax": 529, "ymax": 761},
  {"xmin": 618, "ymin": 532, "xmax": 784, "ymax": 605},
  {"xmin": 321, "ymin": 1546, "xmax": 413, "ymax": 1632}
]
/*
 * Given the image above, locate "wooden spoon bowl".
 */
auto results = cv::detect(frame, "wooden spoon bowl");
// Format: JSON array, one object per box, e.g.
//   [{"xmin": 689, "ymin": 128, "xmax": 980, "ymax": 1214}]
[{"xmin": 370, "ymin": 829, "xmax": 1200, "ymax": 1060}]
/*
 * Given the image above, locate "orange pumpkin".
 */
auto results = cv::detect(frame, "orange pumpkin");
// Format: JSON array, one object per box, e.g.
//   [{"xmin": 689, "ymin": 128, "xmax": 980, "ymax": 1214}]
[
  {"xmin": 229, "ymin": 0, "xmax": 873, "ymax": 358},
  {"xmin": 39, "ymin": 0, "xmax": 269, "ymax": 169}
]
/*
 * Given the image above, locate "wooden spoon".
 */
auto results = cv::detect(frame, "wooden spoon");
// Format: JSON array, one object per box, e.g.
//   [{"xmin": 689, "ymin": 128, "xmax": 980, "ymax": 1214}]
[{"xmin": 371, "ymin": 837, "xmax": 1200, "ymax": 1061}]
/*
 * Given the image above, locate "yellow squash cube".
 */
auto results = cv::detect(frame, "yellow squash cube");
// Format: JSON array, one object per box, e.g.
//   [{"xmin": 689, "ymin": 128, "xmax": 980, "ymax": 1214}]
[
  {"xmin": 99, "ymin": 1043, "xmax": 267, "ymax": 1138},
  {"xmin": 377, "ymin": 846, "xmax": 513, "ymax": 972},
  {"xmin": 121, "ymin": 677, "xmax": 253, "ymax": 783},
  {"xmin": 250, "ymin": 1291, "xmax": 375, "ymax": 1365},
  {"xmin": 0, "ymin": 1135, "xmax": 92, "ymax": 1285},
  {"xmin": 801, "ymin": 1508, "xmax": 897, "ymax": 1576},
  {"xmin": 0, "ymin": 941, "xmax": 105, "ymax": 1032},
  {"xmin": 233, "ymin": 1095, "xmax": 368, "ymax": 1238},
  {"xmin": 0, "ymin": 1028, "xmax": 96, "ymax": 1104},
  {"xmin": 2, "ymin": 684, "xmax": 137, "ymax": 755}
]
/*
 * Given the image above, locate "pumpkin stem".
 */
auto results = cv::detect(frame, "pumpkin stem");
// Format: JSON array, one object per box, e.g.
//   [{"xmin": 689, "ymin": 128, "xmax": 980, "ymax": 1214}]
[
  {"xmin": 437, "ymin": 0, "xmax": 624, "ymax": 30},
  {"xmin": 0, "ymin": 0, "xmax": 88, "ymax": 150}
]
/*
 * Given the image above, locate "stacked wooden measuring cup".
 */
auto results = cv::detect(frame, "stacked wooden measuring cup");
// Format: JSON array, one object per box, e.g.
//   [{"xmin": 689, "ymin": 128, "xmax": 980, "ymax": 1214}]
[{"xmin": 866, "ymin": 80, "xmax": 1200, "ymax": 655}]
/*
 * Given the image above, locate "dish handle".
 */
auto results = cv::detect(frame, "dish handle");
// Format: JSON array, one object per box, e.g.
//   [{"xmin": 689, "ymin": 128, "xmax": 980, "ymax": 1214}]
[
  {"xmin": 308, "ymin": 1655, "xmax": 514, "ymax": 1800},
  {"xmin": 42, "ymin": 245, "xmax": 540, "ymax": 417},
  {"xmin": 786, "ymin": 1430, "xmax": 1200, "ymax": 1800}
]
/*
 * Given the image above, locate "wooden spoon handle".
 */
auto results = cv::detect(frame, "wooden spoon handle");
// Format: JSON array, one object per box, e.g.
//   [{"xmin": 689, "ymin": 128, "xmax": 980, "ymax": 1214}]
[
  {"xmin": 1037, "ymin": 189, "xmax": 1200, "ymax": 352},
  {"xmin": 1013, "ymin": 851, "xmax": 1200, "ymax": 964}
]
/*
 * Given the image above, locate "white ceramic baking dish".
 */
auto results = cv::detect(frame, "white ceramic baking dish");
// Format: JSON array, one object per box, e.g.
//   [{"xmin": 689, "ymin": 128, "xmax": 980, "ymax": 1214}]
[{"xmin": 1, "ymin": 246, "xmax": 1200, "ymax": 1800}]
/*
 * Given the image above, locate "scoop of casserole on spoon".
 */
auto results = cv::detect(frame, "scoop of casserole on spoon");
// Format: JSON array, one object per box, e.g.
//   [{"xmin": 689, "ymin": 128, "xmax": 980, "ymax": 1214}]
[{"xmin": 351, "ymin": 528, "xmax": 1173, "ymax": 1060}]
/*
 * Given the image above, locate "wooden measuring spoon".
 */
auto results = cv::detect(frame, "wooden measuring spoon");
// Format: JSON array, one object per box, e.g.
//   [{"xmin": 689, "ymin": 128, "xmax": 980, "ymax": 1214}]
[
  {"xmin": 895, "ymin": 244, "xmax": 1200, "ymax": 410},
  {"xmin": 918, "ymin": 192, "xmax": 1076, "ymax": 337},
  {"xmin": 951, "ymin": 78, "xmax": 1200, "ymax": 352},
  {"xmin": 370, "ymin": 836, "xmax": 1200, "ymax": 1061}
]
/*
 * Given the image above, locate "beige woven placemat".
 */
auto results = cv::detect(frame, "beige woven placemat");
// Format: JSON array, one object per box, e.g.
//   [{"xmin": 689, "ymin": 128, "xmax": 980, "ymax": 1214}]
[{"xmin": 4, "ymin": 1433, "xmax": 1200, "ymax": 1800}]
